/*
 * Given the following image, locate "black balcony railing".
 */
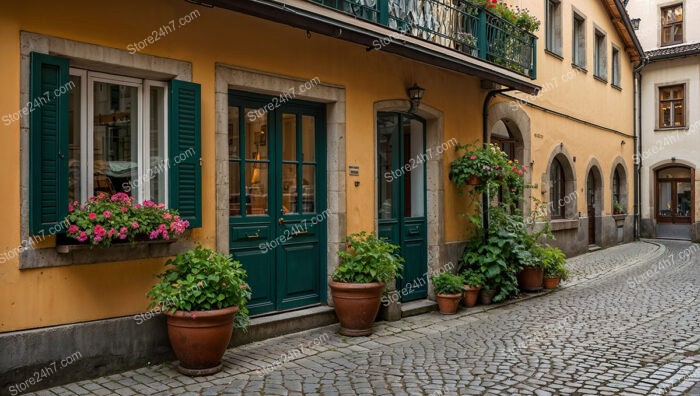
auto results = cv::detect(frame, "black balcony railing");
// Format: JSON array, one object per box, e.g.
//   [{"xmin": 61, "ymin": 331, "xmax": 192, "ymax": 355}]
[{"xmin": 310, "ymin": 0, "xmax": 537, "ymax": 79}]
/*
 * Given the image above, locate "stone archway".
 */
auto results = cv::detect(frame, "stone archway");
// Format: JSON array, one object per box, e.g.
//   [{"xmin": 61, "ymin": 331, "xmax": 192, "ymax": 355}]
[
  {"xmin": 609, "ymin": 156, "xmax": 630, "ymax": 213},
  {"xmin": 542, "ymin": 144, "xmax": 577, "ymax": 219},
  {"xmin": 488, "ymin": 102, "xmax": 532, "ymax": 218}
]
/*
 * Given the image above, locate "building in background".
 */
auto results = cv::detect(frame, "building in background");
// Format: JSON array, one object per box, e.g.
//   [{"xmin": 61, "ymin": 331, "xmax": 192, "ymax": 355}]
[
  {"xmin": 627, "ymin": 0, "xmax": 700, "ymax": 241},
  {"xmin": 498, "ymin": 0, "xmax": 641, "ymax": 256}
]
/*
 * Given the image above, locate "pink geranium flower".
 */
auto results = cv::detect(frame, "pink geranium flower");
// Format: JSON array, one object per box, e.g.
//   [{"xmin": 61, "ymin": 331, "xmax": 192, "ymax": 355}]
[
  {"xmin": 121, "ymin": 206, "xmax": 128, "ymax": 213},
  {"xmin": 77, "ymin": 231, "xmax": 88, "ymax": 242},
  {"xmin": 132, "ymin": 221, "xmax": 139, "ymax": 229},
  {"xmin": 89, "ymin": 213, "xmax": 97, "ymax": 221},
  {"xmin": 68, "ymin": 225, "xmax": 79, "ymax": 234},
  {"xmin": 470, "ymin": 155, "xmax": 477, "ymax": 160},
  {"xmin": 103, "ymin": 210, "xmax": 111, "ymax": 218}
]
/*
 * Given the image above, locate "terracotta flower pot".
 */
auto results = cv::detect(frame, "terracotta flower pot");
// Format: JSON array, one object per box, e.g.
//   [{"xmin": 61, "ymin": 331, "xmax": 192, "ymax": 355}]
[
  {"xmin": 467, "ymin": 175, "xmax": 482, "ymax": 185},
  {"xmin": 165, "ymin": 306, "xmax": 239, "ymax": 376},
  {"xmin": 463, "ymin": 285, "xmax": 482, "ymax": 307},
  {"xmin": 544, "ymin": 276, "xmax": 561, "ymax": 289},
  {"xmin": 517, "ymin": 266, "xmax": 544, "ymax": 292},
  {"xmin": 479, "ymin": 289, "xmax": 497, "ymax": 305},
  {"xmin": 329, "ymin": 281, "xmax": 385, "ymax": 336},
  {"xmin": 435, "ymin": 293, "xmax": 462, "ymax": 315}
]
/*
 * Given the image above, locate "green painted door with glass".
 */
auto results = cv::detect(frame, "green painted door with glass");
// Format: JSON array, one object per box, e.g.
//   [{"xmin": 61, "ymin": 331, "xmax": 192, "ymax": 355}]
[
  {"xmin": 377, "ymin": 112, "xmax": 427, "ymax": 301},
  {"xmin": 228, "ymin": 91, "xmax": 326, "ymax": 315}
]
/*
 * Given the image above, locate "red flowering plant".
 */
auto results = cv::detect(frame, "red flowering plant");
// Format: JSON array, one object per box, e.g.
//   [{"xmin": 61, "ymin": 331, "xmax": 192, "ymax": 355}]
[
  {"xmin": 471, "ymin": 0, "xmax": 540, "ymax": 33},
  {"xmin": 449, "ymin": 143, "xmax": 509, "ymax": 190},
  {"xmin": 65, "ymin": 192, "xmax": 189, "ymax": 247}
]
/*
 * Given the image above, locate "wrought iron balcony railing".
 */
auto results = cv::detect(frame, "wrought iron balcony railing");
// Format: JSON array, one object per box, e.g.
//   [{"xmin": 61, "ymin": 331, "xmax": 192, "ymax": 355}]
[{"xmin": 310, "ymin": 0, "xmax": 537, "ymax": 79}]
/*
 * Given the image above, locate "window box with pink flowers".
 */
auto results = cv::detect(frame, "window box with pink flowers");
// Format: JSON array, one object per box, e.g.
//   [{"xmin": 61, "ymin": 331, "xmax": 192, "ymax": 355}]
[{"xmin": 59, "ymin": 192, "xmax": 190, "ymax": 253}]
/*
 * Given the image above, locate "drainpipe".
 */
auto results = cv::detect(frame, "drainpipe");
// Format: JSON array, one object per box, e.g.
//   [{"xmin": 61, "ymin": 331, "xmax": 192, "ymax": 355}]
[
  {"xmin": 633, "ymin": 57, "xmax": 648, "ymax": 240},
  {"xmin": 482, "ymin": 88, "xmax": 515, "ymax": 240}
]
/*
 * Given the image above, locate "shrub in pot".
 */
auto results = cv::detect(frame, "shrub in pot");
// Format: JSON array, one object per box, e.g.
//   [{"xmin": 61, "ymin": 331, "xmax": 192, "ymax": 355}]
[
  {"xmin": 431, "ymin": 273, "xmax": 464, "ymax": 315},
  {"xmin": 541, "ymin": 245, "xmax": 569, "ymax": 289},
  {"xmin": 516, "ymin": 244, "xmax": 544, "ymax": 292},
  {"xmin": 330, "ymin": 232, "xmax": 403, "ymax": 336},
  {"xmin": 147, "ymin": 245, "xmax": 251, "ymax": 376},
  {"xmin": 461, "ymin": 270, "xmax": 484, "ymax": 307}
]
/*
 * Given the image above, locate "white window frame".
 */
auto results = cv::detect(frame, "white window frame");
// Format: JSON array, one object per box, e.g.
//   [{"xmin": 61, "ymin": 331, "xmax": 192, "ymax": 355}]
[{"xmin": 71, "ymin": 69, "xmax": 168, "ymax": 205}]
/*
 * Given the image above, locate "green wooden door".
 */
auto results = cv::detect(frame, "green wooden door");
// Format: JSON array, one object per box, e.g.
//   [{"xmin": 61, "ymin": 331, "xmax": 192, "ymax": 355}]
[
  {"xmin": 228, "ymin": 91, "xmax": 326, "ymax": 315},
  {"xmin": 377, "ymin": 112, "xmax": 428, "ymax": 302}
]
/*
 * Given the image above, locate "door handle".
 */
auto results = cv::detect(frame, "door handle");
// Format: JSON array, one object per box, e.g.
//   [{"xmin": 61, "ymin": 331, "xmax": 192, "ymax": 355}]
[
  {"xmin": 246, "ymin": 233, "xmax": 260, "ymax": 239},
  {"xmin": 294, "ymin": 230, "xmax": 309, "ymax": 236},
  {"xmin": 278, "ymin": 217, "xmax": 285, "ymax": 224}
]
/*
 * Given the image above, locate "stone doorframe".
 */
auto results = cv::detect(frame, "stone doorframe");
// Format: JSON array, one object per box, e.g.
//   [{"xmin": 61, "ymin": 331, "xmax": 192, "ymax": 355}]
[
  {"xmin": 373, "ymin": 100, "xmax": 446, "ymax": 306},
  {"xmin": 214, "ymin": 65, "xmax": 347, "ymax": 304}
]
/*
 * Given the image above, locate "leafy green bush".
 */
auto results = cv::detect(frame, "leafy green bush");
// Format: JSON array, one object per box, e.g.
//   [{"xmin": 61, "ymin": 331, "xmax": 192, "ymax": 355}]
[
  {"xmin": 431, "ymin": 273, "xmax": 464, "ymax": 295},
  {"xmin": 147, "ymin": 245, "xmax": 251, "ymax": 329},
  {"xmin": 333, "ymin": 232, "xmax": 404, "ymax": 284},
  {"xmin": 461, "ymin": 269, "xmax": 485, "ymax": 288},
  {"xmin": 540, "ymin": 245, "xmax": 570, "ymax": 281}
]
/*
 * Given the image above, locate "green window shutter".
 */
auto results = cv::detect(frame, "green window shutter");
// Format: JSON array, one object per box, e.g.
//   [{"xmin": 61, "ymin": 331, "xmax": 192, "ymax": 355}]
[
  {"xmin": 168, "ymin": 80, "xmax": 202, "ymax": 228},
  {"xmin": 29, "ymin": 52, "xmax": 70, "ymax": 236}
]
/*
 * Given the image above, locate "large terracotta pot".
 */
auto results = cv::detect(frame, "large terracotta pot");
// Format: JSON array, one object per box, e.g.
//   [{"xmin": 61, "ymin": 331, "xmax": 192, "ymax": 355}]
[
  {"xmin": 517, "ymin": 266, "xmax": 544, "ymax": 292},
  {"xmin": 467, "ymin": 175, "xmax": 482, "ymax": 185},
  {"xmin": 329, "ymin": 281, "xmax": 385, "ymax": 336},
  {"xmin": 435, "ymin": 293, "xmax": 462, "ymax": 315},
  {"xmin": 479, "ymin": 289, "xmax": 497, "ymax": 305},
  {"xmin": 463, "ymin": 285, "xmax": 482, "ymax": 307},
  {"xmin": 165, "ymin": 306, "xmax": 238, "ymax": 376},
  {"xmin": 544, "ymin": 276, "xmax": 561, "ymax": 289}
]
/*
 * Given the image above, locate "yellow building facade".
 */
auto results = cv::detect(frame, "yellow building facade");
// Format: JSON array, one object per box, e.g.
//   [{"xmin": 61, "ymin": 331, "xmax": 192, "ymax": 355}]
[{"xmin": 0, "ymin": 0, "xmax": 640, "ymax": 389}]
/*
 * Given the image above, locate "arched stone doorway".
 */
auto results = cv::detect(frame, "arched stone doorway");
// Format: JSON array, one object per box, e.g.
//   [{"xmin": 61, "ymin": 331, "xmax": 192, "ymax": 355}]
[
  {"xmin": 488, "ymin": 102, "xmax": 531, "ymax": 217},
  {"xmin": 585, "ymin": 163, "xmax": 604, "ymax": 246}
]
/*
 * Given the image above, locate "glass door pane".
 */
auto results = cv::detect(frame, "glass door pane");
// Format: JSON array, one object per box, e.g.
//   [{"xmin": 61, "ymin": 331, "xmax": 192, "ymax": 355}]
[
  {"xmin": 377, "ymin": 113, "xmax": 398, "ymax": 220},
  {"xmin": 659, "ymin": 182, "xmax": 673, "ymax": 218},
  {"xmin": 403, "ymin": 117, "xmax": 425, "ymax": 218},
  {"xmin": 676, "ymin": 182, "xmax": 691, "ymax": 217},
  {"xmin": 92, "ymin": 81, "xmax": 138, "ymax": 197}
]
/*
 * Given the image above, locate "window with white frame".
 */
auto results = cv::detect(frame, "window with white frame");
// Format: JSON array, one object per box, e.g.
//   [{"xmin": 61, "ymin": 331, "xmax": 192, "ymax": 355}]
[{"xmin": 68, "ymin": 70, "xmax": 168, "ymax": 205}]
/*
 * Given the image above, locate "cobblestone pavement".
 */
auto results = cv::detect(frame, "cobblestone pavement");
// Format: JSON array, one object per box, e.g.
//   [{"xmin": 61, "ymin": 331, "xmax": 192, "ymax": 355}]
[{"xmin": 38, "ymin": 240, "xmax": 700, "ymax": 395}]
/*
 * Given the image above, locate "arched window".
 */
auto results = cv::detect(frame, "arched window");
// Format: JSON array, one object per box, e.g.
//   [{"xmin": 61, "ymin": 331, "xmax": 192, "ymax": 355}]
[{"xmin": 550, "ymin": 158, "xmax": 565, "ymax": 218}]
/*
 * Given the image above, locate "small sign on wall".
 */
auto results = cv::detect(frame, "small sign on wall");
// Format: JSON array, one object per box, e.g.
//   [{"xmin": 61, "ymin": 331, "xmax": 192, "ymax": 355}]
[{"xmin": 349, "ymin": 166, "xmax": 359, "ymax": 176}]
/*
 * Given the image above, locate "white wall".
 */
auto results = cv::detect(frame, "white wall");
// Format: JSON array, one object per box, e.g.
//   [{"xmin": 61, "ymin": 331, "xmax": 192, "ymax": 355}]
[
  {"xmin": 638, "ymin": 58, "xmax": 700, "ymax": 218},
  {"xmin": 626, "ymin": 0, "xmax": 700, "ymax": 51}
]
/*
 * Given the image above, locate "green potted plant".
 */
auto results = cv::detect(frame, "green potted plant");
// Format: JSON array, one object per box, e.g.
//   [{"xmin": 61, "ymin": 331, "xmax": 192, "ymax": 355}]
[
  {"xmin": 147, "ymin": 245, "xmax": 251, "ymax": 376},
  {"xmin": 461, "ymin": 269, "xmax": 484, "ymax": 307},
  {"xmin": 449, "ymin": 143, "xmax": 509, "ymax": 188},
  {"xmin": 431, "ymin": 273, "xmax": 464, "ymax": 314},
  {"xmin": 461, "ymin": 230, "xmax": 519, "ymax": 305},
  {"xmin": 516, "ymin": 242, "xmax": 544, "ymax": 292},
  {"xmin": 613, "ymin": 201, "xmax": 625, "ymax": 215},
  {"xmin": 456, "ymin": 32, "xmax": 479, "ymax": 56},
  {"xmin": 330, "ymin": 232, "xmax": 404, "ymax": 336},
  {"xmin": 541, "ymin": 245, "xmax": 569, "ymax": 289}
]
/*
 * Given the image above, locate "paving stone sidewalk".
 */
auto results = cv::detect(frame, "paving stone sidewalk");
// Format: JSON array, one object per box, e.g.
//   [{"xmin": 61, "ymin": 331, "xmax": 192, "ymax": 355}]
[{"xmin": 33, "ymin": 240, "xmax": 700, "ymax": 395}]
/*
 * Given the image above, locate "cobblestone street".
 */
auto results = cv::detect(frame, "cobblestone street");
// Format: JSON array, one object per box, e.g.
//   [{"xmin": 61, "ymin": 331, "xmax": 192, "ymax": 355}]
[{"xmin": 38, "ymin": 240, "xmax": 700, "ymax": 395}]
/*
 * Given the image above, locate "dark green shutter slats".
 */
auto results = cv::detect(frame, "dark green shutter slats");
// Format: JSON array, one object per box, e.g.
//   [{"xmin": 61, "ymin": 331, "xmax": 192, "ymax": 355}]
[
  {"xmin": 169, "ymin": 80, "xmax": 202, "ymax": 228},
  {"xmin": 29, "ymin": 52, "xmax": 70, "ymax": 235}
]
